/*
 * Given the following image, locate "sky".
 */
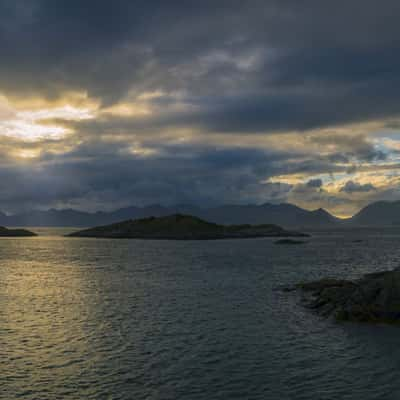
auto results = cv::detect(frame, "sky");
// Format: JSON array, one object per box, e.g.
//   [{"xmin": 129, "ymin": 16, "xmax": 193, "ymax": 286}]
[{"xmin": 1, "ymin": 1, "xmax": 400, "ymax": 217}]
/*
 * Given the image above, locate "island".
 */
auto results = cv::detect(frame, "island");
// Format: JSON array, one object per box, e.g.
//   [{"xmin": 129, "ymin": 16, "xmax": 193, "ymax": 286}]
[
  {"xmin": 288, "ymin": 267, "xmax": 400, "ymax": 323},
  {"xmin": 68, "ymin": 214, "xmax": 309, "ymax": 240},
  {"xmin": 0, "ymin": 226, "xmax": 37, "ymax": 237},
  {"xmin": 274, "ymin": 239, "xmax": 307, "ymax": 245}
]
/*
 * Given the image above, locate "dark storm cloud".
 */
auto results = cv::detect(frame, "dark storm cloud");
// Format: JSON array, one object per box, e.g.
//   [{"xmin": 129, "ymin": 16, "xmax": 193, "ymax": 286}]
[
  {"xmin": 0, "ymin": 133, "xmax": 392, "ymax": 213},
  {"xmin": 340, "ymin": 180, "xmax": 376, "ymax": 193},
  {"xmin": 307, "ymin": 179, "xmax": 323, "ymax": 188},
  {"xmin": 0, "ymin": 135, "xmax": 352, "ymax": 212},
  {"xmin": 1, "ymin": 0, "xmax": 400, "ymax": 129},
  {"xmin": 309, "ymin": 134, "xmax": 387, "ymax": 162},
  {"xmin": 0, "ymin": 143, "xmax": 293, "ymax": 212},
  {"xmin": 1, "ymin": 1, "xmax": 400, "ymax": 213}
]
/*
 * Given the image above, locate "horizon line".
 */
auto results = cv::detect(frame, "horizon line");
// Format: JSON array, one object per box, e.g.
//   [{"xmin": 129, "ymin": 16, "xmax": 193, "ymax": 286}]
[{"xmin": 1, "ymin": 200, "xmax": 396, "ymax": 220}]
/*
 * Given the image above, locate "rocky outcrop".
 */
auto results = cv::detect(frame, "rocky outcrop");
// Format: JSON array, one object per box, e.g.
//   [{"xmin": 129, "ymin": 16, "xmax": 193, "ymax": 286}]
[{"xmin": 289, "ymin": 268, "xmax": 400, "ymax": 323}]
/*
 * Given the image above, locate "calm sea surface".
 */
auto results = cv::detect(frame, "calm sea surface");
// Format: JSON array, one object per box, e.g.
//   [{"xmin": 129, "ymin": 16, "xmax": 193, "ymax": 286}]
[{"xmin": 2, "ymin": 228, "xmax": 400, "ymax": 399}]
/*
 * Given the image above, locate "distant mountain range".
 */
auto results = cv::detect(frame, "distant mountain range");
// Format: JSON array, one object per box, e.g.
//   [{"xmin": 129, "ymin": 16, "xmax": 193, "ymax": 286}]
[
  {"xmin": 348, "ymin": 201, "xmax": 400, "ymax": 227},
  {"xmin": 0, "ymin": 203, "xmax": 338, "ymax": 228},
  {"xmin": 1, "ymin": 200, "xmax": 400, "ymax": 228}
]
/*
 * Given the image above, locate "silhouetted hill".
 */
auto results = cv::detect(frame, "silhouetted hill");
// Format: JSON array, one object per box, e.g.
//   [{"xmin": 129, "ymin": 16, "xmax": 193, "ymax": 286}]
[
  {"xmin": 0, "ymin": 203, "xmax": 340, "ymax": 228},
  {"xmin": 69, "ymin": 214, "xmax": 308, "ymax": 240},
  {"xmin": 0, "ymin": 226, "xmax": 36, "ymax": 237},
  {"xmin": 348, "ymin": 201, "xmax": 400, "ymax": 226}
]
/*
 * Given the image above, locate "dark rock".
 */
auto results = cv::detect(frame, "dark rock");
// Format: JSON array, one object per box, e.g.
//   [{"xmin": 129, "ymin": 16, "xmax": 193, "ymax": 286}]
[
  {"xmin": 279, "ymin": 285, "xmax": 297, "ymax": 292},
  {"xmin": 291, "ymin": 268, "xmax": 400, "ymax": 323},
  {"xmin": 274, "ymin": 239, "xmax": 307, "ymax": 245}
]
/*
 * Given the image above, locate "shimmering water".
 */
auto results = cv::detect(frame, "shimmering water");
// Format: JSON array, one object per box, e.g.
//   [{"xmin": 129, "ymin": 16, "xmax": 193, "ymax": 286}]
[{"xmin": 2, "ymin": 228, "xmax": 400, "ymax": 399}]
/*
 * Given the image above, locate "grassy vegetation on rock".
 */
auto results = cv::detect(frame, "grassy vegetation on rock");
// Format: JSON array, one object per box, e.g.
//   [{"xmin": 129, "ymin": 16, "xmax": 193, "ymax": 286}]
[{"xmin": 69, "ymin": 214, "xmax": 308, "ymax": 240}]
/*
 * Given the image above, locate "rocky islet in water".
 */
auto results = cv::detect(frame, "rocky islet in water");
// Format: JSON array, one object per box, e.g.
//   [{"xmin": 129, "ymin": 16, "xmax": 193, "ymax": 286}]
[
  {"xmin": 274, "ymin": 239, "xmax": 307, "ymax": 245},
  {"xmin": 287, "ymin": 268, "xmax": 400, "ymax": 323},
  {"xmin": 68, "ymin": 214, "xmax": 309, "ymax": 240},
  {"xmin": 0, "ymin": 226, "xmax": 36, "ymax": 237}
]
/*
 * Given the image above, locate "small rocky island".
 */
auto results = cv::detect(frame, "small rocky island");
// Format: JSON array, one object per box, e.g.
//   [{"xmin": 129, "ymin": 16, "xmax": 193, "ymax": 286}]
[
  {"xmin": 289, "ymin": 268, "xmax": 400, "ymax": 323},
  {"xmin": 274, "ymin": 239, "xmax": 307, "ymax": 245},
  {"xmin": 68, "ymin": 214, "xmax": 308, "ymax": 240},
  {"xmin": 0, "ymin": 226, "xmax": 36, "ymax": 237}
]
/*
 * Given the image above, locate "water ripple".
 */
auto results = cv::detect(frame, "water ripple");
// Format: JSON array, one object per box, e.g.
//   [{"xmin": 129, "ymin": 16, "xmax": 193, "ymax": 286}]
[{"xmin": 2, "ymin": 230, "xmax": 400, "ymax": 398}]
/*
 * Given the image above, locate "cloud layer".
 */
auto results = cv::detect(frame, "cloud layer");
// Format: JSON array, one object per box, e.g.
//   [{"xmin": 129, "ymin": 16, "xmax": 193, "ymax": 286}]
[{"xmin": 1, "ymin": 1, "xmax": 400, "ymax": 216}]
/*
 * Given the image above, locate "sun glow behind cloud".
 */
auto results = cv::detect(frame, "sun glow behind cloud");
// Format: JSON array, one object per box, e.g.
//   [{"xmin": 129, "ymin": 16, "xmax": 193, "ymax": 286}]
[{"xmin": 0, "ymin": 101, "xmax": 95, "ymax": 141}]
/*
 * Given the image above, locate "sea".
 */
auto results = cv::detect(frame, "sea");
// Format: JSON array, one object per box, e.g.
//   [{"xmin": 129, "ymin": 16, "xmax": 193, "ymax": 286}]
[{"xmin": 2, "ymin": 227, "xmax": 400, "ymax": 399}]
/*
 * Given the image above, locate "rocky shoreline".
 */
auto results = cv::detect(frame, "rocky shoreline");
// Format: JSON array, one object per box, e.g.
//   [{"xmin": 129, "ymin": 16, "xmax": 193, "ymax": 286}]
[{"xmin": 286, "ymin": 268, "xmax": 400, "ymax": 323}]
